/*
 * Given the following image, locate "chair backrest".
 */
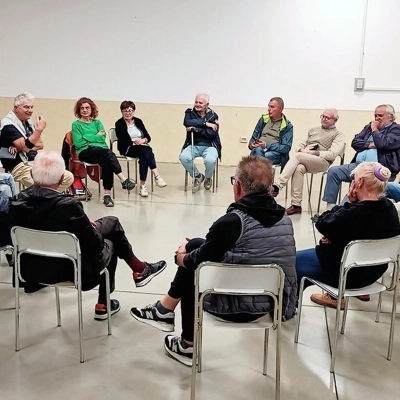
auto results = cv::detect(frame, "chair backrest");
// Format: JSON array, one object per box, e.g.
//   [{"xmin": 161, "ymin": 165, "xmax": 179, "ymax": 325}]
[
  {"xmin": 109, "ymin": 128, "xmax": 117, "ymax": 148},
  {"xmin": 341, "ymin": 236, "xmax": 400, "ymax": 270},
  {"xmin": 11, "ymin": 226, "xmax": 81, "ymax": 283},
  {"xmin": 196, "ymin": 262, "xmax": 284, "ymax": 296}
]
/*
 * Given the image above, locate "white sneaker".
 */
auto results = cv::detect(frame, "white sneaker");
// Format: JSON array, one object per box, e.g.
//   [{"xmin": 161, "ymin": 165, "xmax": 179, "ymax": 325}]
[
  {"xmin": 139, "ymin": 185, "xmax": 149, "ymax": 197},
  {"xmin": 155, "ymin": 175, "xmax": 167, "ymax": 188}
]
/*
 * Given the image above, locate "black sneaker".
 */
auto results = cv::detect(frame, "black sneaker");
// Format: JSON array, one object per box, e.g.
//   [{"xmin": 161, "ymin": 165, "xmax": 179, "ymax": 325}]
[
  {"xmin": 134, "ymin": 260, "xmax": 167, "ymax": 287},
  {"xmin": 193, "ymin": 173, "xmax": 205, "ymax": 192},
  {"xmin": 122, "ymin": 179, "xmax": 136, "ymax": 191},
  {"xmin": 94, "ymin": 299, "xmax": 121, "ymax": 321},
  {"xmin": 130, "ymin": 303, "xmax": 175, "ymax": 332},
  {"xmin": 164, "ymin": 335, "xmax": 193, "ymax": 366},
  {"xmin": 103, "ymin": 195, "xmax": 114, "ymax": 207}
]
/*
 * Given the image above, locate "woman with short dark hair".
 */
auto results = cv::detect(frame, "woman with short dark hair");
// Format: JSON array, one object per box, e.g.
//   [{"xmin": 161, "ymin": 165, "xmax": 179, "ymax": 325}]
[
  {"xmin": 115, "ymin": 101, "xmax": 166, "ymax": 197},
  {"xmin": 72, "ymin": 97, "xmax": 136, "ymax": 207}
]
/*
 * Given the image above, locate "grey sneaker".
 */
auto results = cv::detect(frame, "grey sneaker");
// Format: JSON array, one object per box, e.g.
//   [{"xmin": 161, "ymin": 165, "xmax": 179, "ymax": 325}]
[
  {"xmin": 204, "ymin": 177, "xmax": 212, "ymax": 190},
  {"xmin": 155, "ymin": 175, "xmax": 167, "ymax": 188},
  {"xmin": 122, "ymin": 179, "xmax": 136, "ymax": 191},
  {"xmin": 193, "ymin": 173, "xmax": 205, "ymax": 192},
  {"xmin": 103, "ymin": 195, "xmax": 114, "ymax": 207},
  {"xmin": 134, "ymin": 260, "xmax": 167, "ymax": 287}
]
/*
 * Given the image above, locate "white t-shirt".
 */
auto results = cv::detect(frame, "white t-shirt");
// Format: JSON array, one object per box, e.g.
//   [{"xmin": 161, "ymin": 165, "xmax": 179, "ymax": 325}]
[{"xmin": 127, "ymin": 124, "xmax": 143, "ymax": 140}]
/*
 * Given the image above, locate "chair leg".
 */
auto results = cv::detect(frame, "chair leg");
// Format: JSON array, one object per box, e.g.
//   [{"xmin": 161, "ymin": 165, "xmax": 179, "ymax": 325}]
[
  {"xmin": 55, "ymin": 287, "xmax": 61, "ymax": 327},
  {"xmin": 190, "ymin": 303, "xmax": 200, "ymax": 400},
  {"xmin": 184, "ymin": 171, "xmax": 188, "ymax": 192},
  {"xmin": 387, "ymin": 283, "xmax": 399, "ymax": 360},
  {"xmin": 294, "ymin": 277, "xmax": 307, "ymax": 343},
  {"xmin": 317, "ymin": 173, "xmax": 326, "ymax": 214},
  {"xmin": 263, "ymin": 328, "xmax": 269, "ymax": 375},
  {"xmin": 376, "ymin": 292, "xmax": 383, "ymax": 322},
  {"xmin": 85, "ymin": 168, "xmax": 89, "ymax": 202},
  {"xmin": 97, "ymin": 165, "xmax": 101, "ymax": 196},
  {"xmin": 77, "ymin": 286, "xmax": 84, "ymax": 363},
  {"xmin": 105, "ymin": 269, "xmax": 112, "ymax": 335},
  {"xmin": 135, "ymin": 160, "xmax": 139, "ymax": 193},
  {"xmin": 216, "ymin": 160, "xmax": 219, "ymax": 188},
  {"xmin": 275, "ymin": 320, "xmax": 282, "ymax": 400},
  {"xmin": 15, "ymin": 266, "xmax": 20, "ymax": 352},
  {"xmin": 340, "ymin": 297, "xmax": 349, "ymax": 334},
  {"xmin": 330, "ymin": 292, "xmax": 344, "ymax": 373}
]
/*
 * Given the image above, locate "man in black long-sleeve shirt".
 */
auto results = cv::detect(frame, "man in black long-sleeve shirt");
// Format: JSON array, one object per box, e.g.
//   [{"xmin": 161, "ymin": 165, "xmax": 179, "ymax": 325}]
[{"xmin": 130, "ymin": 155, "xmax": 297, "ymax": 367}]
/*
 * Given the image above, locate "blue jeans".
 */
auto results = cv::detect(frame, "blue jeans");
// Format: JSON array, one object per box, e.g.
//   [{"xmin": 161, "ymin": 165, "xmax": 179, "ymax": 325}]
[
  {"xmin": 0, "ymin": 173, "xmax": 17, "ymax": 197},
  {"xmin": 250, "ymin": 147, "xmax": 281, "ymax": 165},
  {"xmin": 179, "ymin": 145, "xmax": 218, "ymax": 178},
  {"xmin": 295, "ymin": 248, "xmax": 326, "ymax": 292},
  {"xmin": 386, "ymin": 182, "xmax": 400, "ymax": 202},
  {"xmin": 322, "ymin": 163, "xmax": 357, "ymax": 204}
]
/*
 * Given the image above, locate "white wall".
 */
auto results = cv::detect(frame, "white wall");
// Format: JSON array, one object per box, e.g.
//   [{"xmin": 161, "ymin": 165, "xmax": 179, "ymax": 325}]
[{"xmin": 0, "ymin": 0, "xmax": 399, "ymax": 110}]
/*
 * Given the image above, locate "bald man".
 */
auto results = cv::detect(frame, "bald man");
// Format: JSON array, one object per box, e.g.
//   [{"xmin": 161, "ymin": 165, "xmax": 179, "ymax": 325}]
[{"xmin": 272, "ymin": 109, "xmax": 345, "ymax": 215}]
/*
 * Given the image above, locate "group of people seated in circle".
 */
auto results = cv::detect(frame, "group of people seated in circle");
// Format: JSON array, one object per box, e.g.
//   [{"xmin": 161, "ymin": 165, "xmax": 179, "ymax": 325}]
[{"xmin": 0, "ymin": 92, "xmax": 400, "ymax": 368}]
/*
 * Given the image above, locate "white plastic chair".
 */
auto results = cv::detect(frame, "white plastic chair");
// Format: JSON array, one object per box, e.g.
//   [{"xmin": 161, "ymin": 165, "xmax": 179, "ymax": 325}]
[
  {"xmin": 11, "ymin": 226, "xmax": 113, "ymax": 363},
  {"xmin": 183, "ymin": 131, "xmax": 219, "ymax": 193},
  {"xmin": 108, "ymin": 128, "xmax": 153, "ymax": 197},
  {"xmin": 191, "ymin": 262, "xmax": 285, "ymax": 400},
  {"xmin": 295, "ymin": 236, "xmax": 400, "ymax": 373}
]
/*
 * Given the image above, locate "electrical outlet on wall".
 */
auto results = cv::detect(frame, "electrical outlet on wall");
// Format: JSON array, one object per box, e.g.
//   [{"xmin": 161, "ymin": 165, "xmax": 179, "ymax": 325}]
[
  {"xmin": 354, "ymin": 78, "xmax": 365, "ymax": 91},
  {"xmin": 240, "ymin": 136, "xmax": 247, "ymax": 143}
]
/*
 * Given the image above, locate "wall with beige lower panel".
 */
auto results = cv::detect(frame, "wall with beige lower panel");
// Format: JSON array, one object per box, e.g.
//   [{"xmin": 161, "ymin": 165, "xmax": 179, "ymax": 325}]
[{"xmin": 0, "ymin": 97, "xmax": 373, "ymax": 166}]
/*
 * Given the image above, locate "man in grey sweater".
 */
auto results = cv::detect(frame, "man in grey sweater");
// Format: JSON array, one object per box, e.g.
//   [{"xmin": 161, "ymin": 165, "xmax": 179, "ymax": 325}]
[
  {"xmin": 272, "ymin": 109, "xmax": 345, "ymax": 215},
  {"xmin": 130, "ymin": 155, "xmax": 297, "ymax": 367}
]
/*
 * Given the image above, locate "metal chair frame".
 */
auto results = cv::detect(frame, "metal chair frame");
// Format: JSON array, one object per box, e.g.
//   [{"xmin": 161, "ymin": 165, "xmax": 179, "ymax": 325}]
[
  {"xmin": 11, "ymin": 226, "xmax": 112, "ymax": 363},
  {"xmin": 295, "ymin": 236, "xmax": 400, "ymax": 373},
  {"xmin": 191, "ymin": 262, "xmax": 284, "ymax": 400}
]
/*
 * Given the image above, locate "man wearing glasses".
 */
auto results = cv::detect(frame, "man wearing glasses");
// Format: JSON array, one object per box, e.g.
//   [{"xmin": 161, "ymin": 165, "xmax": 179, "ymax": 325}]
[
  {"xmin": 323, "ymin": 104, "xmax": 400, "ymax": 210},
  {"xmin": 130, "ymin": 155, "xmax": 297, "ymax": 367},
  {"xmin": 271, "ymin": 109, "xmax": 344, "ymax": 215}
]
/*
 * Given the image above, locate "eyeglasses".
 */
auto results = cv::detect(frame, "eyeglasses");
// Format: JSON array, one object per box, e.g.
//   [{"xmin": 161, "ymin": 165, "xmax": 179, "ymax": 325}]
[
  {"xmin": 122, "ymin": 109, "xmax": 134, "ymax": 113},
  {"xmin": 230, "ymin": 176, "xmax": 237, "ymax": 185},
  {"xmin": 320, "ymin": 115, "xmax": 333, "ymax": 120}
]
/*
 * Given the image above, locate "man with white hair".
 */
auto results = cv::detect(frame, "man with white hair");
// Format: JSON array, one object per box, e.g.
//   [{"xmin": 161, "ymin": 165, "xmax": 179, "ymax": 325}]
[
  {"xmin": 8, "ymin": 151, "xmax": 166, "ymax": 317},
  {"xmin": 0, "ymin": 93, "xmax": 73, "ymax": 191},
  {"xmin": 179, "ymin": 93, "xmax": 222, "ymax": 192},
  {"xmin": 323, "ymin": 104, "xmax": 400, "ymax": 210},
  {"xmin": 271, "ymin": 109, "xmax": 344, "ymax": 215}
]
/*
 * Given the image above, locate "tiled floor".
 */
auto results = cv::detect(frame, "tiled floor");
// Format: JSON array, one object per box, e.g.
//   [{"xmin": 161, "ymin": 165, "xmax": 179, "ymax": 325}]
[{"xmin": 0, "ymin": 162, "xmax": 399, "ymax": 399}]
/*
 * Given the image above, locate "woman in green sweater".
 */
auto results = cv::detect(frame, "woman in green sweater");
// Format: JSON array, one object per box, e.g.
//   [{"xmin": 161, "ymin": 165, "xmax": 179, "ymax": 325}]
[{"xmin": 72, "ymin": 97, "xmax": 135, "ymax": 207}]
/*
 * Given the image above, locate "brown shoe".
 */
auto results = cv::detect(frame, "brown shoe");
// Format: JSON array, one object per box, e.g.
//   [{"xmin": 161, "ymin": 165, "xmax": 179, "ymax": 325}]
[
  {"xmin": 286, "ymin": 205, "xmax": 302, "ymax": 215},
  {"xmin": 356, "ymin": 294, "xmax": 370, "ymax": 302},
  {"xmin": 310, "ymin": 293, "xmax": 345, "ymax": 310}
]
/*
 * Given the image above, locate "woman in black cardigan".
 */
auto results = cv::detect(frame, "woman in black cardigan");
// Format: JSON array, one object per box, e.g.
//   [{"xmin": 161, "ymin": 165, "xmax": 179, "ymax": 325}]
[{"xmin": 115, "ymin": 101, "xmax": 167, "ymax": 197}]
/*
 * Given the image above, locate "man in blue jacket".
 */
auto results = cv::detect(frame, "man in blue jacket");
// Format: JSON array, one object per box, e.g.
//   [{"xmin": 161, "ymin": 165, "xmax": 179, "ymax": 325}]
[
  {"xmin": 179, "ymin": 94, "xmax": 222, "ymax": 192},
  {"xmin": 323, "ymin": 104, "xmax": 400, "ymax": 210},
  {"xmin": 248, "ymin": 97, "xmax": 293, "ymax": 169}
]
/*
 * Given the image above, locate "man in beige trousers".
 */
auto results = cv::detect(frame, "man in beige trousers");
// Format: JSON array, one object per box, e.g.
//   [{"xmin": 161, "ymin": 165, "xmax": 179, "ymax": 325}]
[
  {"xmin": 0, "ymin": 92, "xmax": 73, "ymax": 191},
  {"xmin": 271, "ymin": 109, "xmax": 344, "ymax": 215}
]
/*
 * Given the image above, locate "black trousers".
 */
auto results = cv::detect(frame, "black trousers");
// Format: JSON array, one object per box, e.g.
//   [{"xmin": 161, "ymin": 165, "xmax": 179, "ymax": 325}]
[
  {"xmin": 125, "ymin": 145, "xmax": 157, "ymax": 181},
  {"xmin": 79, "ymin": 147, "xmax": 123, "ymax": 190},
  {"xmin": 95, "ymin": 216, "xmax": 133, "ymax": 298},
  {"xmin": 168, "ymin": 239, "xmax": 260, "ymax": 342}
]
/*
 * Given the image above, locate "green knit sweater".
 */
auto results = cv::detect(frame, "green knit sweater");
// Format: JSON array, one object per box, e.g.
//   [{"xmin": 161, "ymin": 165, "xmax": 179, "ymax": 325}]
[{"xmin": 71, "ymin": 119, "xmax": 108, "ymax": 154}]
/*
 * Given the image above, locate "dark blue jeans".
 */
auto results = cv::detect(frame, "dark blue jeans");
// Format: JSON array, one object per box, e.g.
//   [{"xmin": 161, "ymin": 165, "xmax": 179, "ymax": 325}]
[{"xmin": 295, "ymin": 248, "xmax": 326, "ymax": 293}]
